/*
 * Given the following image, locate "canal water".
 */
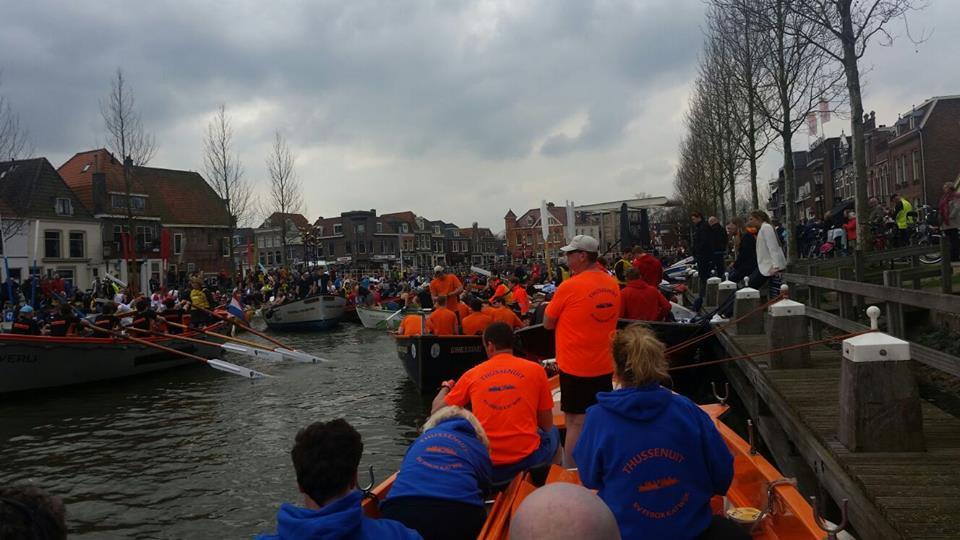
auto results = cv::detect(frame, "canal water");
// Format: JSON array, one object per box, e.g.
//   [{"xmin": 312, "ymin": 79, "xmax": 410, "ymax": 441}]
[{"xmin": 0, "ymin": 324, "xmax": 431, "ymax": 539}]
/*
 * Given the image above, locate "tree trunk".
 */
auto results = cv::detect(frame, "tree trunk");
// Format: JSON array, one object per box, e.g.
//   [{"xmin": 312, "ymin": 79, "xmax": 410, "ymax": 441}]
[
  {"xmin": 840, "ymin": 0, "xmax": 871, "ymax": 252},
  {"xmin": 782, "ymin": 124, "xmax": 798, "ymax": 263}
]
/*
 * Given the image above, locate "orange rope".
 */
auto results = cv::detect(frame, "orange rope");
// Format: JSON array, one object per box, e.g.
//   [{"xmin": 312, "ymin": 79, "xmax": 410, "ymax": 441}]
[
  {"xmin": 665, "ymin": 293, "xmax": 786, "ymax": 356},
  {"xmin": 668, "ymin": 329, "xmax": 876, "ymax": 372}
]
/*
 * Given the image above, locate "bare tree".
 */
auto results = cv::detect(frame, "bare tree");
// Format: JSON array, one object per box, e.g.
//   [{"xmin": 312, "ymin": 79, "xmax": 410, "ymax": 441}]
[
  {"xmin": 101, "ymin": 68, "xmax": 157, "ymax": 293},
  {"xmin": 752, "ymin": 0, "xmax": 843, "ymax": 262},
  {"xmin": 265, "ymin": 131, "xmax": 303, "ymax": 265},
  {"xmin": 790, "ymin": 0, "xmax": 927, "ymax": 251},
  {"xmin": 203, "ymin": 104, "xmax": 251, "ymax": 276},
  {"xmin": 0, "ymin": 78, "xmax": 31, "ymax": 162},
  {"xmin": 712, "ymin": 0, "xmax": 777, "ymax": 211}
]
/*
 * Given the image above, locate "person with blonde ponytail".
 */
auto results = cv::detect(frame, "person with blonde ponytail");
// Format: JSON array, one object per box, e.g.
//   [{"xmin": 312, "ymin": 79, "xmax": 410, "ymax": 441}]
[{"xmin": 573, "ymin": 324, "xmax": 742, "ymax": 540}]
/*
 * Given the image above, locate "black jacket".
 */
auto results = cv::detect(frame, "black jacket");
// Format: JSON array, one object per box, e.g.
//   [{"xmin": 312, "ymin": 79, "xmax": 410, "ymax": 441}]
[
  {"xmin": 692, "ymin": 221, "xmax": 712, "ymax": 260},
  {"xmin": 732, "ymin": 233, "xmax": 758, "ymax": 279},
  {"xmin": 709, "ymin": 223, "xmax": 728, "ymax": 254}
]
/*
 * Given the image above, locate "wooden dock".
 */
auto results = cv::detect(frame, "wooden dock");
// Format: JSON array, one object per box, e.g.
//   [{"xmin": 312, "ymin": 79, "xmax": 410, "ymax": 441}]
[{"xmin": 719, "ymin": 331, "xmax": 960, "ymax": 539}]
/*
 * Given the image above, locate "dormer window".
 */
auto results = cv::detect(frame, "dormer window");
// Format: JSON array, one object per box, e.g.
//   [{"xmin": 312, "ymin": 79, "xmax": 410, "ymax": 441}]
[
  {"xmin": 376, "ymin": 222, "xmax": 383, "ymax": 233},
  {"xmin": 55, "ymin": 198, "xmax": 74, "ymax": 216},
  {"xmin": 401, "ymin": 223, "xmax": 409, "ymax": 233},
  {"xmin": 433, "ymin": 225, "xmax": 441, "ymax": 235},
  {"xmin": 334, "ymin": 223, "xmax": 343, "ymax": 235},
  {"xmin": 81, "ymin": 163, "xmax": 91, "ymax": 173}
]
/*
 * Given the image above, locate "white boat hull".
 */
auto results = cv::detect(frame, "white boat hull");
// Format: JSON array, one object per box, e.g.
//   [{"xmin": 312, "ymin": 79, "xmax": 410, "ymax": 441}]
[{"xmin": 263, "ymin": 295, "xmax": 346, "ymax": 331}]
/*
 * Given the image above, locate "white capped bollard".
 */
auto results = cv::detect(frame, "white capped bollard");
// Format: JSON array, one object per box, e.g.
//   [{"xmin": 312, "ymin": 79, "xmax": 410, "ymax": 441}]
[
  {"xmin": 718, "ymin": 275, "xmax": 737, "ymax": 312},
  {"xmin": 767, "ymin": 294, "xmax": 810, "ymax": 369},
  {"xmin": 691, "ymin": 271, "xmax": 700, "ymax": 295},
  {"xmin": 838, "ymin": 306, "xmax": 924, "ymax": 452},
  {"xmin": 734, "ymin": 279, "xmax": 763, "ymax": 335},
  {"xmin": 706, "ymin": 276, "xmax": 722, "ymax": 309}
]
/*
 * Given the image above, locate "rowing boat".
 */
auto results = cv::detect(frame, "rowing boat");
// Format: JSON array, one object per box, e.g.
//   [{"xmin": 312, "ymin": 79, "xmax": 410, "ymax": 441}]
[
  {"xmin": 393, "ymin": 319, "xmax": 710, "ymax": 393},
  {"xmin": 362, "ymin": 376, "xmax": 823, "ymax": 539},
  {"xmin": 262, "ymin": 295, "xmax": 346, "ymax": 331},
  {"xmin": 0, "ymin": 321, "xmax": 227, "ymax": 395},
  {"xmin": 356, "ymin": 305, "xmax": 404, "ymax": 331}
]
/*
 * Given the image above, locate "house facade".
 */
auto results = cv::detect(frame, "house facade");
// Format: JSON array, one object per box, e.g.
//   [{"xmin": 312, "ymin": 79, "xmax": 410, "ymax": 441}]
[
  {"xmin": 254, "ymin": 212, "xmax": 310, "ymax": 267},
  {"xmin": 0, "ymin": 157, "xmax": 102, "ymax": 290},
  {"xmin": 504, "ymin": 203, "xmax": 567, "ymax": 261}
]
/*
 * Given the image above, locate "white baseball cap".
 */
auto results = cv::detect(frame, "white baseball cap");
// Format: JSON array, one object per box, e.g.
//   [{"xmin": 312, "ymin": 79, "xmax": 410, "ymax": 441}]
[
  {"xmin": 434, "ymin": 265, "xmax": 444, "ymax": 273},
  {"xmin": 560, "ymin": 235, "xmax": 600, "ymax": 253}
]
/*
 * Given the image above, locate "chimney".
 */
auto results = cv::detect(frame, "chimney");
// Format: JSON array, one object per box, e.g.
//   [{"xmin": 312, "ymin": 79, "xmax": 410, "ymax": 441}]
[
  {"xmin": 124, "ymin": 155, "xmax": 133, "ymax": 168},
  {"xmin": 92, "ymin": 172, "xmax": 107, "ymax": 214}
]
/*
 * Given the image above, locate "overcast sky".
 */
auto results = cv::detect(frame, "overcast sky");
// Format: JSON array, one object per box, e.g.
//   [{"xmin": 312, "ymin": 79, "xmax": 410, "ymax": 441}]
[{"xmin": 1, "ymin": 0, "xmax": 956, "ymax": 231}]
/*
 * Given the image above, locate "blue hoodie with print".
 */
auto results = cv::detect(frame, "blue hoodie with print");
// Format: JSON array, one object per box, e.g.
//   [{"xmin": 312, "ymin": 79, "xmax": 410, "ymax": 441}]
[
  {"xmin": 384, "ymin": 416, "xmax": 492, "ymax": 507},
  {"xmin": 256, "ymin": 490, "xmax": 421, "ymax": 540},
  {"xmin": 573, "ymin": 385, "xmax": 733, "ymax": 540}
]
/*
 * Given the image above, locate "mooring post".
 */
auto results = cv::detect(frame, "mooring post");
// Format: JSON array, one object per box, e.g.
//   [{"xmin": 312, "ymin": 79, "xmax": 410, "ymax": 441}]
[
  {"xmin": 767, "ymin": 286, "xmax": 810, "ymax": 369},
  {"xmin": 734, "ymin": 278, "xmax": 763, "ymax": 335},
  {"xmin": 690, "ymin": 271, "xmax": 699, "ymax": 296},
  {"xmin": 717, "ymin": 274, "xmax": 736, "ymax": 315},
  {"xmin": 705, "ymin": 275, "xmax": 721, "ymax": 309},
  {"xmin": 838, "ymin": 306, "xmax": 924, "ymax": 452}
]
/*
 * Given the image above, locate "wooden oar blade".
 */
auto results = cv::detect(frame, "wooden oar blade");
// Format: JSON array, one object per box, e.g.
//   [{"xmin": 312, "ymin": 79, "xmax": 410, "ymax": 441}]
[
  {"xmin": 221, "ymin": 342, "xmax": 285, "ymax": 362},
  {"xmin": 275, "ymin": 347, "xmax": 328, "ymax": 363},
  {"xmin": 207, "ymin": 358, "xmax": 272, "ymax": 379}
]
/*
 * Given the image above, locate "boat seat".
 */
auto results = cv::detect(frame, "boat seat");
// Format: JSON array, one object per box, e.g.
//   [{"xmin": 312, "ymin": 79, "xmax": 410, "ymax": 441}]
[{"xmin": 490, "ymin": 462, "xmax": 552, "ymax": 493}]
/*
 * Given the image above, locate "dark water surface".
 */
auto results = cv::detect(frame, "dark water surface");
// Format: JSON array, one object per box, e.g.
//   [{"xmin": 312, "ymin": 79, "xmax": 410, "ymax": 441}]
[{"xmin": 0, "ymin": 323, "xmax": 431, "ymax": 539}]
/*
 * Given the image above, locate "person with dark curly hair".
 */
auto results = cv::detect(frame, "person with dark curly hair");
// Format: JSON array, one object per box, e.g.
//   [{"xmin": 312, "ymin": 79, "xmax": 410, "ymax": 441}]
[
  {"xmin": 257, "ymin": 419, "xmax": 421, "ymax": 540},
  {"xmin": 0, "ymin": 485, "xmax": 67, "ymax": 540}
]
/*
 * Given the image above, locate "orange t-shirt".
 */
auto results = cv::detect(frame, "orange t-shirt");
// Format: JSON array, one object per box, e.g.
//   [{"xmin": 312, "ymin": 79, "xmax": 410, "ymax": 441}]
[
  {"xmin": 513, "ymin": 286, "xmax": 530, "ymax": 315},
  {"xmin": 461, "ymin": 311, "xmax": 494, "ymax": 336},
  {"xmin": 397, "ymin": 314, "xmax": 424, "ymax": 336},
  {"xmin": 445, "ymin": 353, "xmax": 553, "ymax": 465},
  {"xmin": 454, "ymin": 301, "xmax": 470, "ymax": 322},
  {"xmin": 490, "ymin": 305, "xmax": 524, "ymax": 330},
  {"xmin": 492, "ymin": 283, "xmax": 513, "ymax": 304},
  {"xmin": 430, "ymin": 275, "xmax": 464, "ymax": 305},
  {"xmin": 544, "ymin": 268, "xmax": 621, "ymax": 377},
  {"xmin": 426, "ymin": 307, "xmax": 459, "ymax": 335}
]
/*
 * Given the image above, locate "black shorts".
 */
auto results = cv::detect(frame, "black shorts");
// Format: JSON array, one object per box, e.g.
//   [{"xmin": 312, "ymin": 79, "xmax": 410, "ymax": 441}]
[{"xmin": 559, "ymin": 371, "xmax": 612, "ymax": 414}]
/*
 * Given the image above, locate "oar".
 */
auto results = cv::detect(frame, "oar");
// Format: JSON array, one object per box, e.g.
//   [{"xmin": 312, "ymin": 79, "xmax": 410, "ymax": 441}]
[
  {"xmin": 164, "ymin": 319, "xmax": 318, "ymax": 363},
  {"xmin": 83, "ymin": 322, "xmax": 270, "ymax": 379},
  {"xmin": 187, "ymin": 302, "xmax": 327, "ymax": 364},
  {"xmin": 127, "ymin": 327, "xmax": 284, "ymax": 363}
]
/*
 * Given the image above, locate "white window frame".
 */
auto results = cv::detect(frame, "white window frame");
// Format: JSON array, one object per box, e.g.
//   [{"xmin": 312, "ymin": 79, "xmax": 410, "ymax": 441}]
[
  {"xmin": 55, "ymin": 198, "xmax": 74, "ymax": 216},
  {"xmin": 334, "ymin": 223, "xmax": 343, "ymax": 235},
  {"xmin": 68, "ymin": 231, "xmax": 85, "ymax": 259}
]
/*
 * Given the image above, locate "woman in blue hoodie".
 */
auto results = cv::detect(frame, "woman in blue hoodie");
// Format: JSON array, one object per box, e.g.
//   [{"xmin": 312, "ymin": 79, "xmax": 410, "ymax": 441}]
[
  {"xmin": 381, "ymin": 406, "xmax": 492, "ymax": 540},
  {"xmin": 573, "ymin": 324, "xmax": 742, "ymax": 540}
]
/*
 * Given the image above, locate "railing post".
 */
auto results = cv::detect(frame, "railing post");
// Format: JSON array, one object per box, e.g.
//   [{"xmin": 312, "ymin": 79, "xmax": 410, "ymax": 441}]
[
  {"xmin": 852, "ymin": 251, "xmax": 865, "ymax": 307},
  {"xmin": 718, "ymin": 275, "xmax": 736, "ymax": 314},
  {"xmin": 882, "ymin": 270, "xmax": 906, "ymax": 338},
  {"xmin": 839, "ymin": 306, "xmax": 924, "ymax": 452},
  {"xmin": 941, "ymin": 236, "xmax": 953, "ymax": 294},
  {"xmin": 768, "ymin": 297, "xmax": 811, "ymax": 369},
  {"xmin": 734, "ymin": 281, "xmax": 764, "ymax": 335},
  {"xmin": 705, "ymin": 276, "xmax": 721, "ymax": 310},
  {"xmin": 838, "ymin": 267, "xmax": 854, "ymax": 321}
]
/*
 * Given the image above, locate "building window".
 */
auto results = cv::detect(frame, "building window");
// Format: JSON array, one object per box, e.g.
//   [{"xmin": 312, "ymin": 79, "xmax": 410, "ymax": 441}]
[
  {"xmin": 345, "ymin": 241, "xmax": 352, "ymax": 254},
  {"xmin": 334, "ymin": 224, "xmax": 343, "ymax": 235},
  {"xmin": 356, "ymin": 223, "xmax": 366, "ymax": 235},
  {"xmin": 136, "ymin": 225, "xmax": 154, "ymax": 248},
  {"xmin": 267, "ymin": 252, "xmax": 274, "ymax": 265},
  {"xmin": 318, "ymin": 226, "xmax": 324, "ymax": 236},
  {"xmin": 433, "ymin": 225, "xmax": 441, "ymax": 235},
  {"xmin": 912, "ymin": 150, "xmax": 920, "ymax": 184},
  {"xmin": 69, "ymin": 232, "xmax": 85, "ymax": 258},
  {"xmin": 401, "ymin": 223, "xmax": 409, "ymax": 233},
  {"xmin": 174, "ymin": 233, "xmax": 183, "ymax": 255},
  {"xmin": 56, "ymin": 268, "xmax": 75, "ymax": 288},
  {"xmin": 113, "ymin": 224, "xmax": 126, "ymax": 243},
  {"xmin": 376, "ymin": 222, "xmax": 383, "ymax": 233},
  {"xmin": 111, "ymin": 194, "xmax": 146, "ymax": 210},
  {"xmin": 44, "ymin": 231, "xmax": 61, "ymax": 258},
  {"xmin": 55, "ymin": 198, "xmax": 73, "ymax": 216},
  {"xmin": 358, "ymin": 241, "xmax": 366, "ymax": 254},
  {"xmin": 222, "ymin": 237, "xmax": 230, "ymax": 257},
  {"xmin": 379, "ymin": 240, "xmax": 385, "ymax": 253}
]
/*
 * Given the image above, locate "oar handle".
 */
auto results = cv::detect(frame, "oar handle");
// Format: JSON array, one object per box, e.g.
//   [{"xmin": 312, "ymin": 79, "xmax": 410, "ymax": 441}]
[
  {"xmin": 84, "ymin": 321, "xmax": 211, "ymax": 364},
  {"xmin": 188, "ymin": 302, "xmax": 289, "ymax": 350},
  {"xmin": 165, "ymin": 317, "xmax": 275, "ymax": 353}
]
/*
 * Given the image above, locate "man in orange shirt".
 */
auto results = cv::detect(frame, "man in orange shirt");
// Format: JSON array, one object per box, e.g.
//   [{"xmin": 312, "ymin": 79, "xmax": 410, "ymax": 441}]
[
  {"xmin": 544, "ymin": 234, "xmax": 620, "ymax": 467},
  {"xmin": 511, "ymin": 276, "xmax": 530, "ymax": 317},
  {"xmin": 432, "ymin": 322, "xmax": 558, "ymax": 483},
  {"xmin": 426, "ymin": 294, "xmax": 459, "ymax": 335},
  {"xmin": 461, "ymin": 296, "xmax": 494, "ymax": 336},
  {"xmin": 396, "ymin": 297, "xmax": 425, "ymax": 336},
  {"xmin": 430, "ymin": 266, "xmax": 464, "ymax": 311},
  {"xmin": 489, "ymin": 295, "xmax": 524, "ymax": 330}
]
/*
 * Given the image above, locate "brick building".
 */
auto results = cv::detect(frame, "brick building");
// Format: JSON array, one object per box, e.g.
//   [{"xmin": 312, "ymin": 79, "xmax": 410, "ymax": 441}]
[
  {"xmin": 504, "ymin": 203, "xmax": 567, "ymax": 260},
  {"xmin": 255, "ymin": 212, "xmax": 310, "ymax": 267}
]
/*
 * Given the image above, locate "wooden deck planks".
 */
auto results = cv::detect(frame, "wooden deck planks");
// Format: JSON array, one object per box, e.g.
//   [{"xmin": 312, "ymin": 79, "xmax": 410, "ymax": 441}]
[{"xmin": 725, "ymin": 332, "xmax": 960, "ymax": 539}]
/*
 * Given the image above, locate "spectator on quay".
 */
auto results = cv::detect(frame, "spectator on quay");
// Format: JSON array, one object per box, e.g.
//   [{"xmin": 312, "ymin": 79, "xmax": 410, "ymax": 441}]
[
  {"xmin": 747, "ymin": 210, "xmax": 787, "ymax": 295},
  {"xmin": 842, "ymin": 211, "xmax": 858, "ymax": 253},
  {"xmin": 433, "ymin": 323, "xmax": 558, "ymax": 484},
  {"xmin": 0, "ymin": 484, "xmax": 68, "ymax": 540},
  {"xmin": 726, "ymin": 217, "xmax": 757, "ymax": 284},
  {"xmin": 256, "ymin": 419, "xmax": 420, "ymax": 540},
  {"xmin": 381, "ymin": 407, "xmax": 492, "ymax": 540},
  {"xmin": 890, "ymin": 193, "xmax": 915, "ymax": 247},
  {"xmin": 939, "ymin": 181, "xmax": 960, "ymax": 261},
  {"xmin": 573, "ymin": 324, "xmax": 741, "ymax": 540},
  {"xmin": 707, "ymin": 216, "xmax": 728, "ymax": 279}
]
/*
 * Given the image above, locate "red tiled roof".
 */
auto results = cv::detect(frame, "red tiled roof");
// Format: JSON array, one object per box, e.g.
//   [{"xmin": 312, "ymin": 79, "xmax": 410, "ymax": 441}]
[
  {"xmin": 137, "ymin": 166, "xmax": 230, "ymax": 227},
  {"xmin": 514, "ymin": 206, "xmax": 567, "ymax": 228},
  {"xmin": 381, "ymin": 211, "xmax": 417, "ymax": 224},
  {"xmin": 263, "ymin": 212, "xmax": 310, "ymax": 230}
]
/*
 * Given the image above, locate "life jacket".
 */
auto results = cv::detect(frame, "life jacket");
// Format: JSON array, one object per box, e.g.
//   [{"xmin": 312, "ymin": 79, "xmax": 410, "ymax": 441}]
[
  {"xmin": 11, "ymin": 318, "xmax": 40, "ymax": 335},
  {"xmin": 163, "ymin": 309, "xmax": 185, "ymax": 334},
  {"xmin": 94, "ymin": 314, "xmax": 118, "ymax": 332},
  {"xmin": 131, "ymin": 310, "xmax": 154, "ymax": 331},
  {"xmin": 895, "ymin": 198, "xmax": 915, "ymax": 229},
  {"xmin": 47, "ymin": 316, "xmax": 73, "ymax": 337}
]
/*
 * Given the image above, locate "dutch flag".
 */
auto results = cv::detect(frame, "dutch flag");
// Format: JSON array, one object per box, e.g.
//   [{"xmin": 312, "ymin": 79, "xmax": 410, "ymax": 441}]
[{"xmin": 227, "ymin": 294, "xmax": 245, "ymax": 319}]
